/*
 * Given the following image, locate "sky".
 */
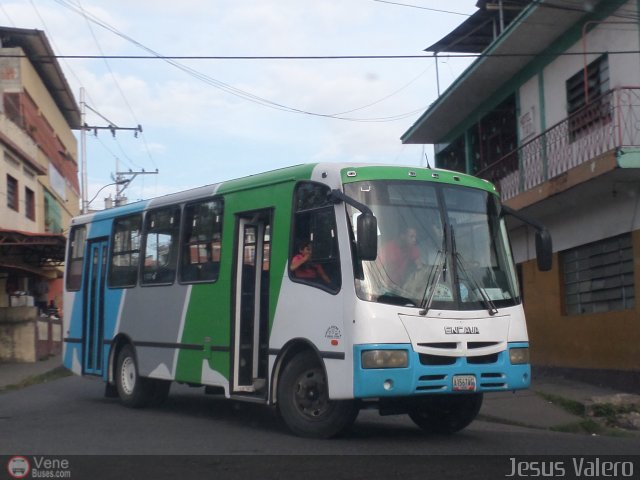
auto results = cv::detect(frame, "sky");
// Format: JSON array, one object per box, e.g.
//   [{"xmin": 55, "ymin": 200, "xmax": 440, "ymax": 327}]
[{"xmin": 1, "ymin": 0, "xmax": 478, "ymax": 209}]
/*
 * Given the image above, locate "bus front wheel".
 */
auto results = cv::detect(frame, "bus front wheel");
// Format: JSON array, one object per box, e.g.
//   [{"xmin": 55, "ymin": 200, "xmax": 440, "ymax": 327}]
[
  {"xmin": 277, "ymin": 351, "xmax": 358, "ymax": 438},
  {"xmin": 115, "ymin": 344, "xmax": 154, "ymax": 408},
  {"xmin": 408, "ymin": 393, "xmax": 483, "ymax": 434}
]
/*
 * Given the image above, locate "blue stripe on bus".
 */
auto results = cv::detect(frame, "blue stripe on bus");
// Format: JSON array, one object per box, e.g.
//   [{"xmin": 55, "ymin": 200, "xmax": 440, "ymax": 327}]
[
  {"xmin": 353, "ymin": 342, "xmax": 530, "ymax": 398},
  {"xmin": 63, "ymin": 199, "xmax": 151, "ymax": 378}
]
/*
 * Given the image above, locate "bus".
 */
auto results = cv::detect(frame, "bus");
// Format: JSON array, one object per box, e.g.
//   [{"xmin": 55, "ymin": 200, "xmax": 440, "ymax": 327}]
[{"xmin": 63, "ymin": 163, "xmax": 551, "ymax": 438}]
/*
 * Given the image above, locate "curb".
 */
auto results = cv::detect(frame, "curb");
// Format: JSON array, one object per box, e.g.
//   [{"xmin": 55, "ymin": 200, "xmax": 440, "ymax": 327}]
[{"xmin": 535, "ymin": 389, "xmax": 640, "ymax": 436}]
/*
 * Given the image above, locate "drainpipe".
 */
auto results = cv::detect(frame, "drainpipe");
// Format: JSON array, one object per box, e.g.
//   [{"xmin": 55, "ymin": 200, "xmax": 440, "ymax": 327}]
[{"xmin": 434, "ymin": 52, "xmax": 440, "ymax": 96}]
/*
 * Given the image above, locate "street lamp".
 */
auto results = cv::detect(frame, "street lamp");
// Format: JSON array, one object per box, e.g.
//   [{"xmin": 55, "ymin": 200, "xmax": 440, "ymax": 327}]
[{"xmin": 85, "ymin": 179, "xmax": 130, "ymax": 211}]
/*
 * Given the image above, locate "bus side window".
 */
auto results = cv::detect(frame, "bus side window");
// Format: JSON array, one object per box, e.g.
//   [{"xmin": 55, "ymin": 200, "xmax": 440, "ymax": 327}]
[
  {"xmin": 109, "ymin": 214, "xmax": 142, "ymax": 288},
  {"xmin": 290, "ymin": 182, "xmax": 341, "ymax": 292},
  {"xmin": 141, "ymin": 207, "xmax": 181, "ymax": 285},
  {"xmin": 66, "ymin": 225, "xmax": 87, "ymax": 291},
  {"xmin": 180, "ymin": 199, "xmax": 223, "ymax": 283}
]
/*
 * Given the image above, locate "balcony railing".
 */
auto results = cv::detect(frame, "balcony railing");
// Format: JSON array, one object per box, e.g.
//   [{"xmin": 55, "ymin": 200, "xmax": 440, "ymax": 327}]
[{"xmin": 476, "ymin": 87, "xmax": 640, "ymax": 201}]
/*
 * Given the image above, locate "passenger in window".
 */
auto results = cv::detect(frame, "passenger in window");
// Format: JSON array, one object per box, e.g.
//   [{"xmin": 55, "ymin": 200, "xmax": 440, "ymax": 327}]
[
  {"xmin": 290, "ymin": 241, "xmax": 331, "ymax": 284},
  {"xmin": 379, "ymin": 227, "xmax": 424, "ymax": 287}
]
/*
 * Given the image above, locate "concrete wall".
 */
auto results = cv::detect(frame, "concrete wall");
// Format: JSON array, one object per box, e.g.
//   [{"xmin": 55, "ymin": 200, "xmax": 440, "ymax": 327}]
[
  {"xmin": 522, "ymin": 230, "xmax": 640, "ymax": 371},
  {"xmin": 0, "ymin": 307, "xmax": 62, "ymax": 362},
  {"xmin": 1, "ymin": 148, "xmax": 40, "ymax": 232},
  {"xmin": 19, "ymin": 56, "xmax": 77, "ymax": 159}
]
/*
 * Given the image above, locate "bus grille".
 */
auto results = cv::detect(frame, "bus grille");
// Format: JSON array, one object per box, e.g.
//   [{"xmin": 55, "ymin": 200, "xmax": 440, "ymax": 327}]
[
  {"xmin": 415, "ymin": 352, "xmax": 510, "ymax": 391},
  {"xmin": 415, "ymin": 370, "xmax": 508, "ymax": 391},
  {"xmin": 419, "ymin": 353, "xmax": 498, "ymax": 365}
]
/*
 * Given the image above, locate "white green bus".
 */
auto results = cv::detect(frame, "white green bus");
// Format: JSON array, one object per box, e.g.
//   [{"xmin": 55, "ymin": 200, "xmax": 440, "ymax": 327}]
[{"xmin": 63, "ymin": 163, "xmax": 551, "ymax": 438}]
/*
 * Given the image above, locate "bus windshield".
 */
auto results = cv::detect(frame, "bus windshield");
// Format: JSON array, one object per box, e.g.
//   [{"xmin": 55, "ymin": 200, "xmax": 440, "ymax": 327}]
[{"xmin": 344, "ymin": 180, "xmax": 520, "ymax": 312}]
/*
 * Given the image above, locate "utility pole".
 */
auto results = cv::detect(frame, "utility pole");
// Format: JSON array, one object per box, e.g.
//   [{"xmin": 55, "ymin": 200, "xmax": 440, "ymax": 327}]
[
  {"xmin": 110, "ymin": 160, "xmax": 158, "ymax": 207},
  {"xmin": 80, "ymin": 88, "xmax": 88, "ymax": 215},
  {"xmin": 79, "ymin": 88, "xmax": 144, "ymax": 213}
]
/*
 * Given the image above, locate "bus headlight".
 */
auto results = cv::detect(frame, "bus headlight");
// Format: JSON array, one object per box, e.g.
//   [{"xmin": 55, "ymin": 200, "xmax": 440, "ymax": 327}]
[
  {"xmin": 509, "ymin": 347, "xmax": 530, "ymax": 365},
  {"xmin": 361, "ymin": 350, "xmax": 408, "ymax": 369}
]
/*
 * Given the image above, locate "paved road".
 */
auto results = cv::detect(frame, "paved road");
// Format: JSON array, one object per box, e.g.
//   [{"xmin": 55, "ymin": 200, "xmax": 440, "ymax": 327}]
[{"xmin": 2, "ymin": 376, "xmax": 639, "ymax": 478}]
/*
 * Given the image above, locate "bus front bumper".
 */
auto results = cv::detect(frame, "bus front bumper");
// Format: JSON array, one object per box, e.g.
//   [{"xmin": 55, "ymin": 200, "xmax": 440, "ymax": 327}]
[{"xmin": 353, "ymin": 342, "xmax": 530, "ymax": 398}]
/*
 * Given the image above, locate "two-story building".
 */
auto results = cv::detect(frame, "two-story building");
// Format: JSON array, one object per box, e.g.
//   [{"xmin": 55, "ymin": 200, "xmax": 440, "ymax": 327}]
[
  {"xmin": 402, "ymin": 0, "xmax": 640, "ymax": 389},
  {"xmin": 0, "ymin": 27, "xmax": 80, "ymax": 362}
]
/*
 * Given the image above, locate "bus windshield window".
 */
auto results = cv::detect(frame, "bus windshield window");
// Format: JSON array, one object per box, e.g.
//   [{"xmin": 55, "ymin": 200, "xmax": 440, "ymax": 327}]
[{"xmin": 344, "ymin": 181, "xmax": 520, "ymax": 311}]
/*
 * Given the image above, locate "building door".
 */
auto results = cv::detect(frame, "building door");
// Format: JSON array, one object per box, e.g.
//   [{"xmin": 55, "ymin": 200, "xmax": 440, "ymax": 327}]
[
  {"xmin": 233, "ymin": 211, "xmax": 271, "ymax": 395},
  {"xmin": 83, "ymin": 238, "xmax": 108, "ymax": 375}
]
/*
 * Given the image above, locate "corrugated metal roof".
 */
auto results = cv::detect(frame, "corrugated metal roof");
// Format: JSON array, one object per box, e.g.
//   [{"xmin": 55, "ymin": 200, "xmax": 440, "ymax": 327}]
[
  {"xmin": 425, "ymin": 1, "xmax": 531, "ymax": 54},
  {"xmin": 0, "ymin": 26, "xmax": 81, "ymax": 129},
  {"xmin": 0, "ymin": 228, "xmax": 66, "ymax": 267}
]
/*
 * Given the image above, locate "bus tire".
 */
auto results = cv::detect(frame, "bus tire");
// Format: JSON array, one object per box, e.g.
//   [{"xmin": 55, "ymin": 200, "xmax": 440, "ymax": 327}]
[
  {"xmin": 408, "ymin": 393, "xmax": 483, "ymax": 434},
  {"xmin": 115, "ymin": 344, "xmax": 154, "ymax": 408},
  {"xmin": 277, "ymin": 351, "xmax": 358, "ymax": 438}
]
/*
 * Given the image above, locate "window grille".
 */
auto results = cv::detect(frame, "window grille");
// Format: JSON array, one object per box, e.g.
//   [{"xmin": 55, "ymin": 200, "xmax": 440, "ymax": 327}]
[
  {"xmin": 566, "ymin": 55, "xmax": 610, "ymax": 141},
  {"xmin": 7, "ymin": 175, "xmax": 18, "ymax": 211},
  {"xmin": 562, "ymin": 233, "xmax": 634, "ymax": 315}
]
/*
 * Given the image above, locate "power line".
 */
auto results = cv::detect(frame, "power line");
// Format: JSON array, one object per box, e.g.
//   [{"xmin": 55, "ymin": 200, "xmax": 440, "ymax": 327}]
[
  {"xmin": 44, "ymin": 0, "xmax": 640, "ymax": 123},
  {"xmin": 0, "ymin": 53, "xmax": 445, "ymax": 60},
  {"xmin": 330, "ymin": 64, "xmax": 434, "ymax": 116},
  {"xmin": 373, "ymin": 0, "xmax": 640, "ymax": 22},
  {"xmin": 84, "ymin": 104, "xmax": 119, "ymax": 127},
  {"xmin": 0, "ymin": 3, "xmax": 16, "ymax": 27},
  {"xmin": 28, "ymin": 0, "xmax": 155, "ymax": 189},
  {"xmin": 3, "ymin": 49, "xmax": 640, "ymax": 61},
  {"xmin": 28, "ymin": 0, "xmax": 87, "ymax": 96},
  {"xmin": 49, "ymin": 0, "xmax": 445, "ymax": 122},
  {"xmin": 371, "ymin": 0, "xmax": 471, "ymax": 16},
  {"xmin": 73, "ymin": 0, "xmax": 157, "ymax": 170}
]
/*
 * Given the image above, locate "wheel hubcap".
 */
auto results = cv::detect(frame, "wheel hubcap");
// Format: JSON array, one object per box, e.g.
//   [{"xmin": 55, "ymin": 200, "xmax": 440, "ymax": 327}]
[
  {"xmin": 120, "ymin": 356, "xmax": 136, "ymax": 395},
  {"xmin": 294, "ymin": 368, "xmax": 329, "ymax": 418}
]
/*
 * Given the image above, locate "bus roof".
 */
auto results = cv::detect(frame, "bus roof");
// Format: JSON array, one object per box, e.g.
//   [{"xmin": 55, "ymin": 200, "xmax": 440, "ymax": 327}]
[{"xmin": 71, "ymin": 163, "xmax": 497, "ymax": 225}]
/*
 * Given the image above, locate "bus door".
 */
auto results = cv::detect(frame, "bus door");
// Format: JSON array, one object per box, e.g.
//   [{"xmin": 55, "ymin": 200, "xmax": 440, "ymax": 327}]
[
  {"xmin": 233, "ymin": 211, "xmax": 271, "ymax": 395},
  {"xmin": 83, "ymin": 238, "xmax": 108, "ymax": 376}
]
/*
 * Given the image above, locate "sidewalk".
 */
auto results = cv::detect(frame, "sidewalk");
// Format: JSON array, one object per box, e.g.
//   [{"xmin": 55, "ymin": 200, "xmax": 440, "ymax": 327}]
[
  {"xmin": 481, "ymin": 372, "xmax": 640, "ymax": 433},
  {"xmin": 0, "ymin": 354, "xmax": 64, "ymax": 390},
  {"xmin": 1, "ymin": 356, "xmax": 639, "ymax": 433}
]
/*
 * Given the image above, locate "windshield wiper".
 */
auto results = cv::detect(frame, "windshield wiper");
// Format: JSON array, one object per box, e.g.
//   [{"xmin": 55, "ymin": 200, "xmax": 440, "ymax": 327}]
[
  {"xmin": 450, "ymin": 226, "xmax": 498, "ymax": 316},
  {"xmin": 418, "ymin": 225, "xmax": 448, "ymax": 316},
  {"xmin": 378, "ymin": 293, "xmax": 417, "ymax": 307}
]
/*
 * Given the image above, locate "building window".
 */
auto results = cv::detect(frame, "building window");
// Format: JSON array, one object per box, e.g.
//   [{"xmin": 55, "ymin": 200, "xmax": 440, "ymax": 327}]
[
  {"xmin": 43, "ymin": 190, "xmax": 62, "ymax": 233},
  {"xmin": 566, "ymin": 54, "xmax": 610, "ymax": 141},
  {"xmin": 562, "ymin": 233, "xmax": 634, "ymax": 315},
  {"xmin": 25, "ymin": 187, "xmax": 35, "ymax": 221},
  {"xmin": 7, "ymin": 175, "xmax": 18, "ymax": 211}
]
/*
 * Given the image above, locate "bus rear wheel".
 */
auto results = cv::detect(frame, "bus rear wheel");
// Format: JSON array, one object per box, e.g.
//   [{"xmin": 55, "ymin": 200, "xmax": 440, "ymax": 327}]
[
  {"xmin": 116, "ymin": 344, "xmax": 154, "ymax": 408},
  {"xmin": 408, "ymin": 393, "xmax": 483, "ymax": 434},
  {"xmin": 277, "ymin": 351, "xmax": 358, "ymax": 438}
]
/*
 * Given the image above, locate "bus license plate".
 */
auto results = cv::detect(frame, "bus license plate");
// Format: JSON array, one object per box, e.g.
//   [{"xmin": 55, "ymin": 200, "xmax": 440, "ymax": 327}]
[{"xmin": 452, "ymin": 375, "xmax": 477, "ymax": 392}]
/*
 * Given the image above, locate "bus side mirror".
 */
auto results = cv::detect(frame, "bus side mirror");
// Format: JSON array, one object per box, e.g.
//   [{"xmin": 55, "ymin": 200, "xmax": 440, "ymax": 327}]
[
  {"xmin": 357, "ymin": 214, "xmax": 377, "ymax": 261},
  {"xmin": 501, "ymin": 204, "xmax": 552, "ymax": 272},
  {"xmin": 535, "ymin": 229, "xmax": 552, "ymax": 271}
]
